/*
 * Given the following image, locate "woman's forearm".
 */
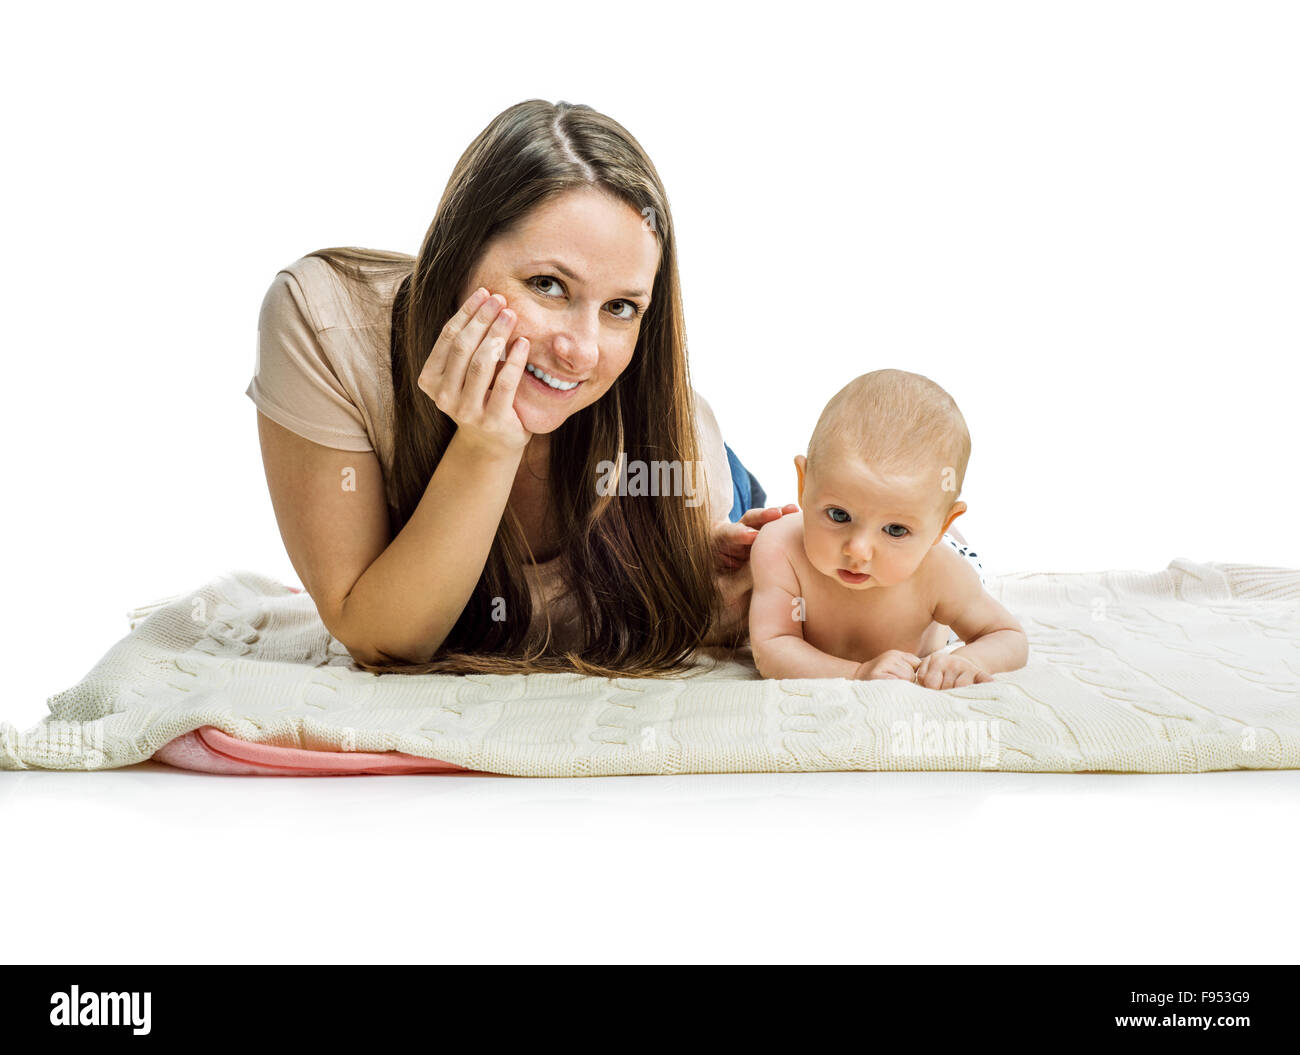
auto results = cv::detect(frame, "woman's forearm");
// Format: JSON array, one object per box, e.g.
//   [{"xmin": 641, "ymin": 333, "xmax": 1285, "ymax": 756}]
[{"xmin": 338, "ymin": 430, "xmax": 524, "ymax": 665}]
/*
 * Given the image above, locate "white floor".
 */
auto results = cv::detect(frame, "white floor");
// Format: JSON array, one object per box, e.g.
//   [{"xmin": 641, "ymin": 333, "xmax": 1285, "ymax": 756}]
[{"xmin": 3, "ymin": 763, "xmax": 1296, "ymax": 964}]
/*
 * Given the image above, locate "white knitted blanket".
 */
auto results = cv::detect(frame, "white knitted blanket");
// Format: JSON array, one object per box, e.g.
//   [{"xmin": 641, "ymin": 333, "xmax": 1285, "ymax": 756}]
[{"xmin": 4, "ymin": 560, "xmax": 1298, "ymax": 775}]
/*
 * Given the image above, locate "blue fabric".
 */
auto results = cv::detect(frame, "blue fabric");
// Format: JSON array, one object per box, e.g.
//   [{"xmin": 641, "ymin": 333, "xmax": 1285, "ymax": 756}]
[{"xmin": 724, "ymin": 443, "xmax": 767, "ymax": 523}]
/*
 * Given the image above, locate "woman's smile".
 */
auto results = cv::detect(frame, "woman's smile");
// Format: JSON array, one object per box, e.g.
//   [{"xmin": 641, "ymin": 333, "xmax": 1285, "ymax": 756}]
[
  {"xmin": 522, "ymin": 362, "xmax": 584, "ymax": 398},
  {"xmin": 524, "ymin": 362, "xmax": 583, "ymax": 389}
]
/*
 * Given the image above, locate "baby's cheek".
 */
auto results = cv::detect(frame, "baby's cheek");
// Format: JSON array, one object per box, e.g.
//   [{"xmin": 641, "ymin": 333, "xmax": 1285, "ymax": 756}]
[{"xmin": 813, "ymin": 536, "xmax": 838, "ymax": 570}]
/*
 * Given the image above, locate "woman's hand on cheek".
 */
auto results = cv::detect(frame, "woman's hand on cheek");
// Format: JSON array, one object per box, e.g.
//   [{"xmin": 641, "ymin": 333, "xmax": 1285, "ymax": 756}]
[{"xmin": 711, "ymin": 505, "xmax": 800, "ymax": 571}]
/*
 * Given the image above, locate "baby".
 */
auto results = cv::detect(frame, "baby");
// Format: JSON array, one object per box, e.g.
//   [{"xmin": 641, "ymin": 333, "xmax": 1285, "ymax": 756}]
[{"xmin": 749, "ymin": 369, "xmax": 1029, "ymax": 689}]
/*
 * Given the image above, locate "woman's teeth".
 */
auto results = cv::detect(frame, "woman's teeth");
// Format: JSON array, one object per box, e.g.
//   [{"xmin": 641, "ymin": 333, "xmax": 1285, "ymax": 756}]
[{"xmin": 525, "ymin": 363, "xmax": 580, "ymax": 391}]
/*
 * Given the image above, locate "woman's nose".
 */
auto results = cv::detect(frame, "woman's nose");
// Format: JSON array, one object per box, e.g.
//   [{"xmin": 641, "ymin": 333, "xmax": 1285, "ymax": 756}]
[{"xmin": 545, "ymin": 310, "xmax": 602, "ymax": 371}]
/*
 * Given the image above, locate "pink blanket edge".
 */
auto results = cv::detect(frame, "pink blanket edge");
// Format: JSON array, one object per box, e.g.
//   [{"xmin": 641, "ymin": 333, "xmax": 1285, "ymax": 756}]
[{"xmin": 152, "ymin": 725, "xmax": 470, "ymax": 777}]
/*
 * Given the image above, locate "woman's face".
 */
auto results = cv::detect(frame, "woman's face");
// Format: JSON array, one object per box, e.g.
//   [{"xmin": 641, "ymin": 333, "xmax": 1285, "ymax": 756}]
[{"xmin": 460, "ymin": 186, "xmax": 660, "ymax": 438}]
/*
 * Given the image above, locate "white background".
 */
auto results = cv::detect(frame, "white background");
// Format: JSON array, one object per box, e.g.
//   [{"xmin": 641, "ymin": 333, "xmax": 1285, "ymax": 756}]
[{"xmin": 2, "ymin": 0, "xmax": 1297, "ymax": 965}]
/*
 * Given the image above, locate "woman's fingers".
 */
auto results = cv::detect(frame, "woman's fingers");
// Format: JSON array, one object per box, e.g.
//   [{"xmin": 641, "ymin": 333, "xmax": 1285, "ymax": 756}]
[
  {"xmin": 738, "ymin": 504, "xmax": 799, "ymax": 530},
  {"xmin": 487, "ymin": 335, "xmax": 531, "ymax": 415},
  {"xmin": 714, "ymin": 508, "xmax": 800, "ymax": 552},
  {"xmin": 429, "ymin": 288, "xmax": 493, "ymax": 381},
  {"xmin": 439, "ymin": 292, "xmax": 506, "ymax": 389},
  {"xmin": 719, "ymin": 519, "xmax": 759, "ymax": 544},
  {"xmin": 460, "ymin": 306, "xmax": 518, "ymax": 409},
  {"xmin": 737, "ymin": 508, "xmax": 774, "ymax": 529},
  {"xmin": 712, "ymin": 521, "xmax": 758, "ymax": 570},
  {"xmin": 417, "ymin": 288, "xmax": 534, "ymax": 454},
  {"xmin": 715, "ymin": 506, "xmax": 800, "ymax": 569}
]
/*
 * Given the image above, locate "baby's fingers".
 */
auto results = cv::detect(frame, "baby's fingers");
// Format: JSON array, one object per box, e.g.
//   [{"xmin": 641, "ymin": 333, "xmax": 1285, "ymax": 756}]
[{"xmin": 952, "ymin": 667, "xmax": 994, "ymax": 688}]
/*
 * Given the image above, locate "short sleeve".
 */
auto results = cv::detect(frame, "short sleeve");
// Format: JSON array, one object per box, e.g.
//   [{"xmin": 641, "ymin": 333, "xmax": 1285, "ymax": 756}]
[
  {"xmin": 246, "ymin": 269, "xmax": 375, "ymax": 452},
  {"xmin": 692, "ymin": 389, "xmax": 737, "ymax": 526}
]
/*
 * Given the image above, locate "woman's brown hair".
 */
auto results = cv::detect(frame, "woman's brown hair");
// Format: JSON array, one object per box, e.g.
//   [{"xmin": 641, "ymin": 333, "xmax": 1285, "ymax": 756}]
[{"xmin": 300, "ymin": 99, "xmax": 729, "ymax": 678}]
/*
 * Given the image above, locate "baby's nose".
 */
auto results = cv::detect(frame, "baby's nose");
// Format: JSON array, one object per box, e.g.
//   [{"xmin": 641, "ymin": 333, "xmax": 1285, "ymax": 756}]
[{"xmin": 844, "ymin": 538, "xmax": 873, "ymax": 561}]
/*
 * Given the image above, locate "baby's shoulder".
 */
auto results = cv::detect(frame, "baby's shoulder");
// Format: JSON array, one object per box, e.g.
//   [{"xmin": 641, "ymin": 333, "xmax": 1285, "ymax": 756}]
[
  {"xmin": 751, "ymin": 508, "xmax": 804, "ymax": 551},
  {"xmin": 916, "ymin": 535, "xmax": 980, "ymax": 600},
  {"xmin": 750, "ymin": 511, "xmax": 806, "ymax": 582}
]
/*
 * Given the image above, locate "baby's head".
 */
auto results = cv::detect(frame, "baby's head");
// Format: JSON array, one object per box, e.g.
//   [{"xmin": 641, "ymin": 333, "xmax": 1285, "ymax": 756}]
[{"xmin": 794, "ymin": 369, "xmax": 971, "ymax": 590}]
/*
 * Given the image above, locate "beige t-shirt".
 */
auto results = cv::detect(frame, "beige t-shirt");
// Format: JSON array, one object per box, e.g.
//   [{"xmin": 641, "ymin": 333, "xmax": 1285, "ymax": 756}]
[{"xmin": 247, "ymin": 254, "xmax": 736, "ymax": 651}]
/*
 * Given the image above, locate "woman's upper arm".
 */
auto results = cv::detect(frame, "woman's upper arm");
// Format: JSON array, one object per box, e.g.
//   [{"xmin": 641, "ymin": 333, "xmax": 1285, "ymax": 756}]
[
  {"xmin": 255, "ymin": 409, "xmax": 391, "ymax": 645},
  {"xmin": 247, "ymin": 263, "xmax": 392, "ymax": 650}
]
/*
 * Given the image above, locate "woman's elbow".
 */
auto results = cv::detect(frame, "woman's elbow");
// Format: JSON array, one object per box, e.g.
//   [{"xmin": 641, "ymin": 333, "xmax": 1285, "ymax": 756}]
[{"xmin": 341, "ymin": 633, "xmax": 441, "ymax": 668}]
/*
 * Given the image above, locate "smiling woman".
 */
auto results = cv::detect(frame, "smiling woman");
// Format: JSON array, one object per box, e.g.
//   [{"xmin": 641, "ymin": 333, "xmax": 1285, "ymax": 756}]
[{"xmin": 249, "ymin": 99, "xmax": 787, "ymax": 677}]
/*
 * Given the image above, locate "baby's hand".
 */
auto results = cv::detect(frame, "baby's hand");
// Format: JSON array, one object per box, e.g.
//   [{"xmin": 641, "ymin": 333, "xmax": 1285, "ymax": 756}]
[
  {"xmin": 914, "ymin": 651, "xmax": 994, "ymax": 690},
  {"xmin": 853, "ymin": 650, "xmax": 922, "ymax": 681}
]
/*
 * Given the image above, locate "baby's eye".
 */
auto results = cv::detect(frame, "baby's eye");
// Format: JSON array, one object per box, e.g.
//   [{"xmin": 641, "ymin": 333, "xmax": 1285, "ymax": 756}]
[
  {"xmin": 826, "ymin": 508, "xmax": 850, "ymax": 524},
  {"xmin": 883, "ymin": 524, "xmax": 910, "ymax": 539}
]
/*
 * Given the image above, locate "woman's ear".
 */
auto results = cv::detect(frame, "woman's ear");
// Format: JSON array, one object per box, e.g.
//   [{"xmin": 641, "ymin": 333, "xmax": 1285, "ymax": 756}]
[{"xmin": 794, "ymin": 454, "xmax": 807, "ymax": 507}]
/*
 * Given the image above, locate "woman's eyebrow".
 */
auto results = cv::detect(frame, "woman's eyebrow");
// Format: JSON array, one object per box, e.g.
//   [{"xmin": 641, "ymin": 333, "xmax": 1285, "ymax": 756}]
[{"xmin": 528, "ymin": 259, "xmax": 649, "ymax": 300}]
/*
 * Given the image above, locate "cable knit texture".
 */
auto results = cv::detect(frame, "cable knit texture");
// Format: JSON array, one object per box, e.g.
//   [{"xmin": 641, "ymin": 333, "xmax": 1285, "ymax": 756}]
[{"xmin": 3, "ymin": 560, "xmax": 1298, "ymax": 775}]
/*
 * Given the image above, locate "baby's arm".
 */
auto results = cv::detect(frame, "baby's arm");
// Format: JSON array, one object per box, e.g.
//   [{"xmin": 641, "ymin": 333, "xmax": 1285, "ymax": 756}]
[
  {"xmin": 928, "ymin": 555, "xmax": 1029, "ymax": 678},
  {"xmin": 749, "ymin": 528, "xmax": 861, "ymax": 679}
]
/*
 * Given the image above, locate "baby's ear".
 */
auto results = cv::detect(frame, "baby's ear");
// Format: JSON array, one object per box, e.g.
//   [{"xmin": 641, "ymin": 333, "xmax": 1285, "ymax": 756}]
[
  {"xmin": 793, "ymin": 454, "xmax": 807, "ymax": 504},
  {"xmin": 940, "ymin": 501, "xmax": 968, "ymax": 534}
]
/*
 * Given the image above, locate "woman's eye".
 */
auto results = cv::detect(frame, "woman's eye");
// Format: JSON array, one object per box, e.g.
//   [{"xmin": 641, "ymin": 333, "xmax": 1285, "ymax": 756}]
[
  {"xmin": 884, "ymin": 524, "xmax": 910, "ymax": 539},
  {"xmin": 528, "ymin": 276, "xmax": 642, "ymax": 319},
  {"xmin": 826, "ymin": 508, "xmax": 850, "ymax": 524},
  {"xmin": 607, "ymin": 299, "xmax": 641, "ymax": 320},
  {"xmin": 529, "ymin": 275, "xmax": 563, "ymax": 297}
]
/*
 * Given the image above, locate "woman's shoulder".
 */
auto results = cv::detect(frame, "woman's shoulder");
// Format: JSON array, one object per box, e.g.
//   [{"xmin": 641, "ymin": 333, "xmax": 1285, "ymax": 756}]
[
  {"xmin": 269, "ymin": 254, "xmax": 369, "ymax": 332},
  {"xmin": 260, "ymin": 253, "xmax": 401, "ymax": 386},
  {"xmin": 250, "ymin": 255, "xmax": 394, "ymax": 455}
]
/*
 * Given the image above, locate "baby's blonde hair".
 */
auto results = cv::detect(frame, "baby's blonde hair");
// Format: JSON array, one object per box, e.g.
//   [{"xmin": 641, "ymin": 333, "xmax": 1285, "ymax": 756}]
[{"xmin": 806, "ymin": 369, "xmax": 971, "ymax": 519}]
